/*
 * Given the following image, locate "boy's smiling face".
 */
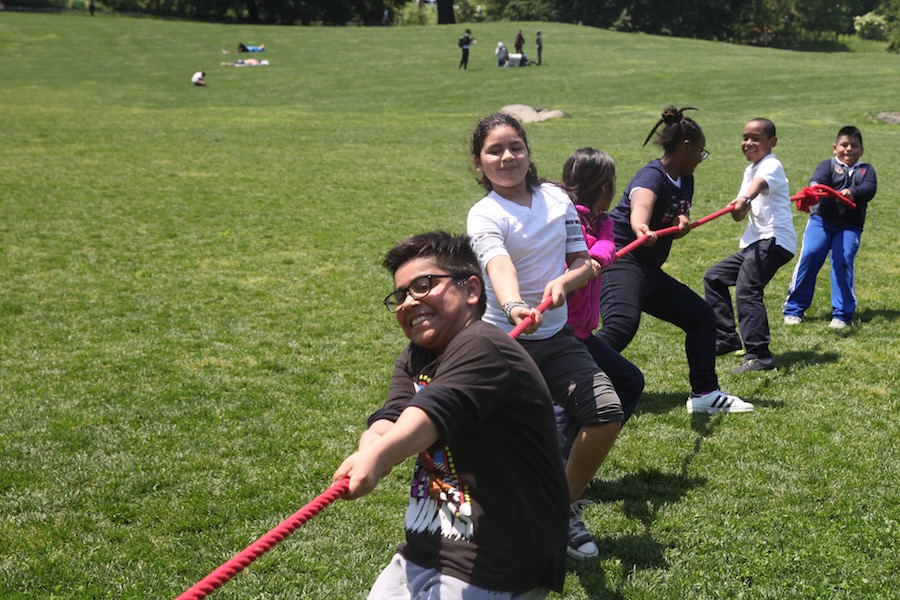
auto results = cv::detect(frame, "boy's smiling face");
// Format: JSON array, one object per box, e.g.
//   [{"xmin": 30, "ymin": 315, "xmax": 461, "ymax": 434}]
[
  {"xmin": 391, "ymin": 257, "xmax": 479, "ymax": 354},
  {"xmin": 741, "ymin": 120, "xmax": 777, "ymax": 164},
  {"xmin": 833, "ymin": 134, "xmax": 863, "ymax": 167}
]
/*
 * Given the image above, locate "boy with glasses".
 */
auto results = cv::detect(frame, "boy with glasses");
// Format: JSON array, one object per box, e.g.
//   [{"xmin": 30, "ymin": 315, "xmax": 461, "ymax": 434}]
[{"xmin": 334, "ymin": 231, "xmax": 568, "ymax": 599}]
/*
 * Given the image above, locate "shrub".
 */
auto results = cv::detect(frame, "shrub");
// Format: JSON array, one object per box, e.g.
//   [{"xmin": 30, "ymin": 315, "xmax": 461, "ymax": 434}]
[{"xmin": 854, "ymin": 12, "xmax": 888, "ymax": 40}]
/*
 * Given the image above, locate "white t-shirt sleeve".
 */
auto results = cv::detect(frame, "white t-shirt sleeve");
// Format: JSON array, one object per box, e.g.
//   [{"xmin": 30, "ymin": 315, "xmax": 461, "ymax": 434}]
[{"xmin": 467, "ymin": 197, "xmax": 509, "ymax": 272}]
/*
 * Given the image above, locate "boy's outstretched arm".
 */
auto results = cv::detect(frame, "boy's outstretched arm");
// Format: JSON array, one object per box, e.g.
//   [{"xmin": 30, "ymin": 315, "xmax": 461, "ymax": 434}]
[
  {"xmin": 730, "ymin": 177, "xmax": 769, "ymax": 220},
  {"xmin": 334, "ymin": 407, "xmax": 439, "ymax": 500}
]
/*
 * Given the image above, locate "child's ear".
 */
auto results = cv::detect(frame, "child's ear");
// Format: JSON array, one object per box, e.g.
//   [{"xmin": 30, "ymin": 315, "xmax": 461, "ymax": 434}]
[
  {"xmin": 464, "ymin": 276, "xmax": 482, "ymax": 307},
  {"xmin": 473, "ymin": 156, "xmax": 482, "ymax": 172},
  {"xmin": 769, "ymin": 136, "xmax": 778, "ymax": 148}
]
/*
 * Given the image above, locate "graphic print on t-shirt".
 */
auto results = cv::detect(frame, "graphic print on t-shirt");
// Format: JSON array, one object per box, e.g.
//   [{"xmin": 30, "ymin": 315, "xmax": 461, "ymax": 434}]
[
  {"xmin": 660, "ymin": 192, "xmax": 690, "ymax": 226},
  {"xmin": 404, "ymin": 374, "xmax": 474, "ymax": 541}
]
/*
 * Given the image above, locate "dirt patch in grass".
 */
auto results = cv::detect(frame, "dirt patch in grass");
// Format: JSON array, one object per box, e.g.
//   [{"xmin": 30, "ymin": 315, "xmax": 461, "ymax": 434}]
[
  {"xmin": 876, "ymin": 112, "xmax": 900, "ymax": 124},
  {"xmin": 501, "ymin": 104, "xmax": 565, "ymax": 123}
]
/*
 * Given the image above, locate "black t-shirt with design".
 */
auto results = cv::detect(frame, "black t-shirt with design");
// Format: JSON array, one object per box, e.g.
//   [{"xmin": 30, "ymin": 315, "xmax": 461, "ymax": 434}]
[{"xmin": 368, "ymin": 320, "xmax": 568, "ymax": 593}]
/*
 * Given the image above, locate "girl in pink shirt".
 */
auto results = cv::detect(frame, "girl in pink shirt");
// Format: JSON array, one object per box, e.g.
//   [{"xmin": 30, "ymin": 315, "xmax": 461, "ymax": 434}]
[{"xmin": 558, "ymin": 148, "xmax": 644, "ymax": 459}]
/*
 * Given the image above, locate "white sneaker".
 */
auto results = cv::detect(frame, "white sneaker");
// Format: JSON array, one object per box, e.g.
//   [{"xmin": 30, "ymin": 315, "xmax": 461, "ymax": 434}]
[
  {"xmin": 829, "ymin": 318, "xmax": 850, "ymax": 329},
  {"xmin": 784, "ymin": 315, "xmax": 802, "ymax": 325},
  {"xmin": 686, "ymin": 390, "xmax": 754, "ymax": 414}
]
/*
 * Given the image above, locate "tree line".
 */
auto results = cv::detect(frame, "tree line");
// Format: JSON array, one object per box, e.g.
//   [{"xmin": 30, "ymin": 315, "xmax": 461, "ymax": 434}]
[{"xmin": 11, "ymin": 0, "xmax": 900, "ymax": 50}]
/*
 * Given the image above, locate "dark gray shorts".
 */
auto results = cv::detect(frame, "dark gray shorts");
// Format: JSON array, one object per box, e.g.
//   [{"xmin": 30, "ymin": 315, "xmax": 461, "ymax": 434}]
[{"xmin": 520, "ymin": 325, "xmax": 624, "ymax": 426}]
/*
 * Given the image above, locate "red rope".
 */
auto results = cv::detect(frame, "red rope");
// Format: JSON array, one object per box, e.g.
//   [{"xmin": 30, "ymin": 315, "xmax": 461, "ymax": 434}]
[
  {"xmin": 791, "ymin": 184, "xmax": 857, "ymax": 212},
  {"xmin": 508, "ymin": 297, "xmax": 554, "ymax": 339},
  {"xmin": 615, "ymin": 204, "xmax": 735, "ymax": 259},
  {"xmin": 176, "ymin": 204, "xmax": 736, "ymax": 598},
  {"xmin": 508, "ymin": 205, "xmax": 735, "ymax": 339},
  {"xmin": 175, "ymin": 478, "xmax": 349, "ymax": 600}
]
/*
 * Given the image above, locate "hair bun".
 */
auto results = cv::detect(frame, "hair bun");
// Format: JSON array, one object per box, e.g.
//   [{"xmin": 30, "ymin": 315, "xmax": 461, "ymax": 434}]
[{"xmin": 661, "ymin": 105, "xmax": 680, "ymax": 124}]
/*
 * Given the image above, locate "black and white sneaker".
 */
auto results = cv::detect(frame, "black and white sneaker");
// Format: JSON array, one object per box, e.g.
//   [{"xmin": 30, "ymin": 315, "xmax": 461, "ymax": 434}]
[
  {"xmin": 686, "ymin": 389, "xmax": 754, "ymax": 414},
  {"xmin": 567, "ymin": 500, "xmax": 599, "ymax": 560}
]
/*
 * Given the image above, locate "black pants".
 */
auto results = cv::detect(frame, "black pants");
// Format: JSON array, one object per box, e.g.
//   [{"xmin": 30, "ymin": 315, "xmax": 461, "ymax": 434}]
[
  {"xmin": 459, "ymin": 48, "xmax": 469, "ymax": 69},
  {"xmin": 704, "ymin": 238, "xmax": 794, "ymax": 360},
  {"xmin": 597, "ymin": 256, "xmax": 718, "ymax": 394}
]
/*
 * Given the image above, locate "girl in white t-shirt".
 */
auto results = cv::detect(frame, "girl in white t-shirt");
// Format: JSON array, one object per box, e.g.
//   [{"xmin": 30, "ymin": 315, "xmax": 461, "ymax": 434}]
[{"xmin": 466, "ymin": 113, "xmax": 623, "ymax": 561}]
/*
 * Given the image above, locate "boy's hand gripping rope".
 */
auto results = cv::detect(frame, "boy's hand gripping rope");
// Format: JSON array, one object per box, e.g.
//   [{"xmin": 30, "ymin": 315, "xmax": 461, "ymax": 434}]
[
  {"xmin": 790, "ymin": 183, "xmax": 857, "ymax": 212},
  {"xmin": 175, "ymin": 478, "xmax": 349, "ymax": 600},
  {"xmin": 177, "ymin": 204, "xmax": 736, "ymax": 599}
]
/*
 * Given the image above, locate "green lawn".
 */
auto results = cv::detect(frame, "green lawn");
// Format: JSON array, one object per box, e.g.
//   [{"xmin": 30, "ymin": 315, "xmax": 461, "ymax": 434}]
[{"xmin": 1, "ymin": 13, "xmax": 899, "ymax": 599}]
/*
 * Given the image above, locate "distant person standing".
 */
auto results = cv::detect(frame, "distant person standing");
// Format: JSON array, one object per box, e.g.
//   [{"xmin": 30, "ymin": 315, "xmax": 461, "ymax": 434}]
[
  {"xmin": 89, "ymin": 0, "xmax": 95, "ymax": 15},
  {"xmin": 535, "ymin": 30, "xmax": 543, "ymax": 65},
  {"xmin": 458, "ymin": 29, "xmax": 474, "ymax": 70},
  {"xmin": 383, "ymin": 7, "xmax": 390, "ymax": 25},
  {"xmin": 514, "ymin": 28, "xmax": 525, "ymax": 54}
]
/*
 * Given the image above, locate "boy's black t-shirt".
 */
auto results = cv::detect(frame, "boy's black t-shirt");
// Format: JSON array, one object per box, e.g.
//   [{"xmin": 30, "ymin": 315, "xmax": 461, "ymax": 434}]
[{"xmin": 369, "ymin": 320, "xmax": 568, "ymax": 593}]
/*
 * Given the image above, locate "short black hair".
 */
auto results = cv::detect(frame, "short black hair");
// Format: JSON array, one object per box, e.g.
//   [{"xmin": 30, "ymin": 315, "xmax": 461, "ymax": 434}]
[
  {"xmin": 837, "ymin": 125, "xmax": 863, "ymax": 146},
  {"xmin": 750, "ymin": 118, "xmax": 776, "ymax": 138},
  {"xmin": 383, "ymin": 232, "xmax": 486, "ymax": 316}
]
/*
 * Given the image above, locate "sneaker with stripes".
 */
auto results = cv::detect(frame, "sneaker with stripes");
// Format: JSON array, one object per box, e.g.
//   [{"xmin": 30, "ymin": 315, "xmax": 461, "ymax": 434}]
[{"xmin": 686, "ymin": 389, "xmax": 754, "ymax": 414}]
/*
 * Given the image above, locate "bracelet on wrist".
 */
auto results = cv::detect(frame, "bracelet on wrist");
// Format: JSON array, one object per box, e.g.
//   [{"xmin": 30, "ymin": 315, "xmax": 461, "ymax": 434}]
[{"xmin": 502, "ymin": 300, "xmax": 529, "ymax": 325}]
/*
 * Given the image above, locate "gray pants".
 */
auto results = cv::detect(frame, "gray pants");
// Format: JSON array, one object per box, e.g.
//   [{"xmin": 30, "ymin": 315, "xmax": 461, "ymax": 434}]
[
  {"xmin": 368, "ymin": 553, "xmax": 550, "ymax": 600},
  {"xmin": 520, "ymin": 325, "xmax": 624, "ymax": 426}
]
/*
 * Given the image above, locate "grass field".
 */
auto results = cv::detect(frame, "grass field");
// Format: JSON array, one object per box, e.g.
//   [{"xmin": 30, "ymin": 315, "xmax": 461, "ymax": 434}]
[{"xmin": 2, "ymin": 12, "xmax": 900, "ymax": 599}]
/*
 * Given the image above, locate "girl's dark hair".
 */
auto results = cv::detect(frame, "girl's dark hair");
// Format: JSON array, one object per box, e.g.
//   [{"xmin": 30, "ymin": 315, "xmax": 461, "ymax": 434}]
[
  {"xmin": 383, "ymin": 231, "xmax": 487, "ymax": 316},
  {"xmin": 643, "ymin": 105, "xmax": 704, "ymax": 153},
  {"xmin": 562, "ymin": 147, "xmax": 616, "ymax": 214},
  {"xmin": 470, "ymin": 113, "xmax": 543, "ymax": 193}
]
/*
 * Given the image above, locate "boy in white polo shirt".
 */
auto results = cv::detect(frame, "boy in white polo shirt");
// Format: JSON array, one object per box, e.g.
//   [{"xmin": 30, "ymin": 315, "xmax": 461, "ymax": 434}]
[{"xmin": 704, "ymin": 118, "xmax": 796, "ymax": 373}]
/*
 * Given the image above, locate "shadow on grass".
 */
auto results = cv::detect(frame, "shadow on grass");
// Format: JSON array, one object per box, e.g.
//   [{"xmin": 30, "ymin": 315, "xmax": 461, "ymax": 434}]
[
  {"xmin": 856, "ymin": 307, "xmax": 900, "ymax": 324},
  {"xmin": 777, "ymin": 347, "xmax": 840, "ymax": 374},
  {"xmin": 569, "ymin": 413, "xmax": 721, "ymax": 598},
  {"xmin": 630, "ymin": 391, "xmax": 687, "ymax": 417}
]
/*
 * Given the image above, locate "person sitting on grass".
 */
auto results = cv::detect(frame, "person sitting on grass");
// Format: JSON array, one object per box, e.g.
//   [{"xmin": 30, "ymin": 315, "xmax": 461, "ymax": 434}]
[
  {"xmin": 703, "ymin": 118, "xmax": 796, "ymax": 373},
  {"xmin": 495, "ymin": 41, "xmax": 509, "ymax": 67},
  {"xmin": 191, "ymin": 71, "xmax": 206, "ymax": 86},
  {"xmin": 783, "ymin": 125, "xmax": 877, "ymax": 329},
  {"xmin": 333, "ymin": 231, "xmax": 569, "ymax": 599}
]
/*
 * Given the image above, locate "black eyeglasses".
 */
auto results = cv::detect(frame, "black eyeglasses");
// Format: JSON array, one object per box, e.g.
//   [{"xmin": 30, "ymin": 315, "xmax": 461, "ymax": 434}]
[
  {"xmin": 698, "ymin": 146, "xmax": 710, "ymax": 162},
  {"xmin": 384, "ymin": 274, "xmax": 468, "ymax": 313}
]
